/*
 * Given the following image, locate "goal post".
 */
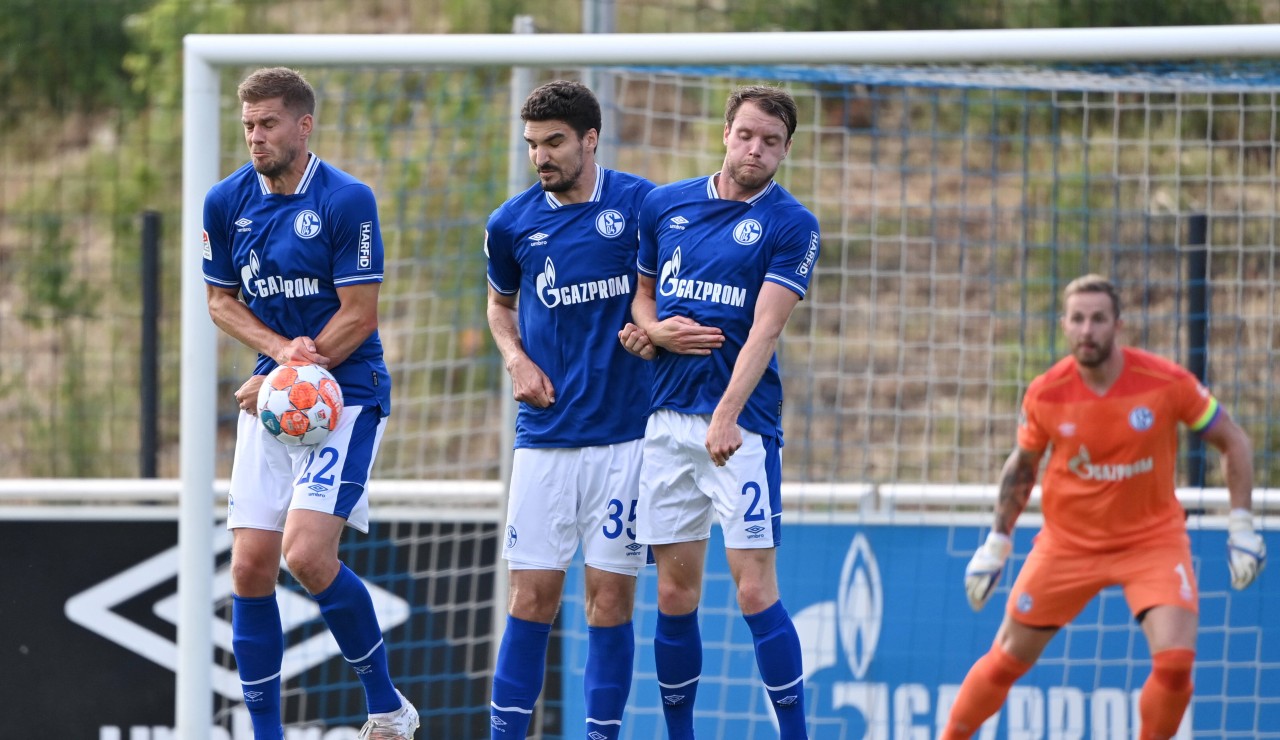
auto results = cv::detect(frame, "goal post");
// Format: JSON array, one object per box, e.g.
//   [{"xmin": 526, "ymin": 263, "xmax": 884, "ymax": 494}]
[{"xmin": 181, "ymin": 26, "xmax": 1280, "ymax": 740}]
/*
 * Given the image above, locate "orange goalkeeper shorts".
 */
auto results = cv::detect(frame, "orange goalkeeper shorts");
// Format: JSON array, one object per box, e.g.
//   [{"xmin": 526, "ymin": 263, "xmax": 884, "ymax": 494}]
[{"xmin": 1005, "ymin": 538, "xmax": 1199, "ymax": 628}]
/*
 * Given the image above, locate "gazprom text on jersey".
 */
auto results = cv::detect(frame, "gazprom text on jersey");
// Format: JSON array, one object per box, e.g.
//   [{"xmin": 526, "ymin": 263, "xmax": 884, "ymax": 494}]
[
  {"xmin": 250, "ymin": 275, "xmax": 321, "ymax": 299},
  {"xmin": 661, "ymin": 277, "xmax": 747, "ymax": 307},
  {"xmin": 540, "ymin": 274, "xmax": 631, "ymax": 308}
]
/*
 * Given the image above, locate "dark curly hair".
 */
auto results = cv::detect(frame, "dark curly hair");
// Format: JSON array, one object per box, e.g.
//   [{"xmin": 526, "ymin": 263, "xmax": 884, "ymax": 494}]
[{"xmin": 520, "ymin": 80, "xmax": 602, "ymax": 141}]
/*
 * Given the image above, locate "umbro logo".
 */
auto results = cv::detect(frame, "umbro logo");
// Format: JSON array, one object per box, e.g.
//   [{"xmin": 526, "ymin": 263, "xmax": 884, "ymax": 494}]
[
  {"xmin": 663, "ymin": 694, "xmax": 685, "ymax": 705},
  {"xmin": 307, "ymin": 483, "xmax": 328, "ymax": 495},
  {"xmin": 235, "ymin": 217, "xmax": 253, "ymax": 233},
  {"xmin": 668, "ymin": 216, "xmax": 688, "ymax": 230},
  {"xmin": 64, "ymin": 525, "xmax": 411, "ymax": 700},
  {"xmin": 491, "ymin": 716, "xmax": 509, "ymax": 729},
  {"xmin": 776, "ymin": 694, "xmax": 799, "ymax": 706},
  {"xmin": 588, "ymin": 732, "xmax": 607, "ymax": 740},
  {"xmin": 529, "ymin": 232, "xmax": 549, "ymax": 246},
  {"xmin": 626, "ymin": 542, "xmax": 643, "ymax": 552},
  {"xmin": 244, "ymin": 691, "xmax": 265, "ymax": 702},
  {"xmin": 746, "ymin": 525, "xmax": 766, "ymax": 535}
]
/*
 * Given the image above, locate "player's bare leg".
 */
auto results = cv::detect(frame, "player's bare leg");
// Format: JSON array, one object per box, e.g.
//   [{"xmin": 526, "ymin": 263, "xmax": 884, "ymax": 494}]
[
  {"xmin": 1137, "ymin": 605, "xmax": 1197, "ymax": 740},
  {"xmin": 583, "ymin": 567, "xmax": 638, "ymax": 740},
  {"xmin": 285, "ymin": 510, "xmax": 413, "ymax": 736},
  {"xmin": 727, "ymin": 547, "xmax": 808, "ymax": 738},
  {"xmin": 281, "ymin": 509, "xmax": 345, "ymax": 593},
  {"xmin": 490, "ymin": 568, "xmax": 564, "ymax": 738},
  {"xmin": 231, "ymin": 528, "xmax": 286, "ymax": 596},
  {"xmin": 651, "ymin": 540, "xmax": 709, "ymax": 740},
  {"xmin": 942, "ymin": 617, "xmax": 1058, "ymax": 739},
  {"xmin": 229, "ymin": 528, "xmax": 287, "ymax": 739}
]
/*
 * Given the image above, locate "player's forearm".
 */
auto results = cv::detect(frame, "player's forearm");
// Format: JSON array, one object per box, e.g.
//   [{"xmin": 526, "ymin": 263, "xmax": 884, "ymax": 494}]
[
  {"xmin": 993, "ymin": 448, "xmax": 1039, "ymax": 535},
  {"xmin": 631, "ymin": 283, "xmax": 659, "ymax": 336},
  {"xmin": 1221, "ymin": 428, "xmax": 1256, "ymax": 512},
  {"xmin": 1205, "ymin": 415, "xmax": 1256, "ymax": 511},
  {"xmin": 486, "ymin": 300, "xmax": 529, "ymax": 371},
  {"xmin": 313, "ymin": 308, "xmax": 376, "ymax": 368},
  {"xmin": 207, "ymin": 289, "xmax": 289, "ymax": 362},
  {"xmin": 713, "ymin": 322, "xmax": 781, "ymax": 422},
  {"xmin": 715, "ymin": 283, "xmax": 798, "ymax": 420}
]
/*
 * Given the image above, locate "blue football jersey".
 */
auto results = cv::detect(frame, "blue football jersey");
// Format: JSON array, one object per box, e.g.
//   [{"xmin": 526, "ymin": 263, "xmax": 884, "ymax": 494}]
[
  {"xmin": 486, "ymin": 165, "xmax": 655, "ymax": 448},
  {"xmin": 202, "ymin": 154, "xmax": 392, "ymax": 413},
  {"xmin": 637, "ymin": 175, "xmax": 820, "ymax": 439}
]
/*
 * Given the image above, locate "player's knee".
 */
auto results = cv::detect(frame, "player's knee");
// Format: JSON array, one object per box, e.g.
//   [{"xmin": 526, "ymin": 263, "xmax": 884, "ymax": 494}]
[
  {"xmin": 1151, "ymin": 648, "xmax": 1195, "ymax": 691},
  {"xmin": 982, "ymin": 643, "xmax": 1034, "ymax": 686},
  {"xmin": 281, "ymin": 544, "xmax": 333, "ymax": 592},
  {"xmin": 229, "ymin": 555, "xmax": 280, "ymax": 596},
  {"xmin": 656, "ymin": 579, "xmax": 701, "ymax": 615},
  {"xmin": 584, "ymin": 577, "xmax": 637, "ymax": 625},
  {"xmin": 584, "ymin": 594, "xmax": 633, "ymax": 626},
  {"xmin": 508, "ymin": 579, "xmax": 563, "ymax": 623},
  {"xmin": 734, "ymin": 579, "xmax": 779, "ymax": 615}
]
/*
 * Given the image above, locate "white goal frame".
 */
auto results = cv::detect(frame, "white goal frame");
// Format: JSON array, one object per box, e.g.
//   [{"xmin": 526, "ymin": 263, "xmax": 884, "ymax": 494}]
[{"xmin": 180, "ymin": 25, "xmax": 1280, "ymax": 739}]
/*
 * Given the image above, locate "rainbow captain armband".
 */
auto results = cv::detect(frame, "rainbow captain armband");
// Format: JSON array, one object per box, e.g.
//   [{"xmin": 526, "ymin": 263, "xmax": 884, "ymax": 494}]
[{"xmin": 1190, "ymin": 396, "xmax": 1221, "ymax": 434}]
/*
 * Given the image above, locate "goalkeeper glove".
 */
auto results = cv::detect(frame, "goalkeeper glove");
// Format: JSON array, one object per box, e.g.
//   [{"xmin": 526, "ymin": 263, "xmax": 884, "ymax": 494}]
[
  {"xmin": 964, "ymin": 531, "xmax": 1012, "ymax": 612},
  {"xmin": 1227, "ymin": 509, "xmax": 1266, "ymax": 590}
]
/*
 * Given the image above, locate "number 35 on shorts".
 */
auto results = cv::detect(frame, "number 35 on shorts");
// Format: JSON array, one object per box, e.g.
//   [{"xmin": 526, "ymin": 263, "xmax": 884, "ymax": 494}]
[{"xmin": 603, "ymin": 497, "xmax": 637, "ymax": 541}]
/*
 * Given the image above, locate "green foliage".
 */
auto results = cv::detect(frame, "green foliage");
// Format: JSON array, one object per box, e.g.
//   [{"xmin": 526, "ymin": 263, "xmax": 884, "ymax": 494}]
[
  {"xmin": 723, "ymin": 0, "xmax": 991, "ymax": 32},
  {"xmin": 713, "ymin": 0, "xmax": 1257, "ymax": 32},
  {"xmin": 122, "ymin": 0, "xmax": 258, "ymax": 111},
  {"xmin": 0, "ymin": 0, "xmax": 151, "ymax": 125},
  {"xmin": 1052, "ymin": 0, "xmax": 1257, "ymax": 27},
  {"xmin": 18, "ymin": 217, "xmax": 99, "ymax": 327}
]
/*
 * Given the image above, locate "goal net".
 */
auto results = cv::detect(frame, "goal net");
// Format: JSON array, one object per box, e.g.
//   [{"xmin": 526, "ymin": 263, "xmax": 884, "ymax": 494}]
[{"xmin": 182, "ymin": 29, "xmax": 1279, "ymax": 740}]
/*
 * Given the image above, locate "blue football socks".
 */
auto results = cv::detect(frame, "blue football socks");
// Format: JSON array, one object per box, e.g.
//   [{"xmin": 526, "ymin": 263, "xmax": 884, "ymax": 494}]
[
  {"xmin": 654, "ymin": 609, "xmax": 701, "ymax": 740},
  {"xmin": 232, "ymin": 594, "xmax": 285, "ymax": 740},
  {"xmin": 744, "ymin": 600, "xmax": 808, "ymax": 739},
  {"xmin": 584, "ymin": 622, "xmax": 635, "ymax": 740},
  {"xmin": 312, "ymin": 563, "xmax": 399, "ymax": 714},
  {"xmin": 490, "ymin": 614, "xmax": 553, "ymax": 738}
]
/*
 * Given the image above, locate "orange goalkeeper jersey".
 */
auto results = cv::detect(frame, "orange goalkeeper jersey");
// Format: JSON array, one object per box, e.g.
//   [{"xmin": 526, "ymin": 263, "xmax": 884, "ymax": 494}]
[{"xmin": 1017, "ymin": 346, "xmax": 1220, "ymax": 553}]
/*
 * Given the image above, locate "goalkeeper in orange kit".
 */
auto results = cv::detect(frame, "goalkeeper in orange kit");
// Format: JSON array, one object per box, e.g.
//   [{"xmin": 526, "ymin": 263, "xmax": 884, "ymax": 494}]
[{"xmin": 942, "ymin": 274, "xmax": 1266, "ymax": 740}]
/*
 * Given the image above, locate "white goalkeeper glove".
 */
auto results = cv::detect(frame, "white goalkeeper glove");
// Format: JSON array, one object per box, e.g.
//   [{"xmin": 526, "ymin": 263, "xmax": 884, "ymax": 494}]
[
  {"xmin": 964, "ymin": 531, "xmax": 1012, "ymax": 612},
  {"xmin": 1227, "ymin": 509, "xmax": 1266, "ymax": 590}
]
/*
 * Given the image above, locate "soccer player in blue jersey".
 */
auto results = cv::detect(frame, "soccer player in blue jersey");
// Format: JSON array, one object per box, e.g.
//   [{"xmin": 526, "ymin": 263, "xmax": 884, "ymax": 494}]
[
  {"xmin": 202, "ymin": 67, "xmax": 417, "ymax": 740},
  {"xmin": 620, "ymin": 85, "xmax": 818, "ymax": 739},
  {"xmin": 484, "ymin": 80, "xmax": 656, "ymax": 740}
]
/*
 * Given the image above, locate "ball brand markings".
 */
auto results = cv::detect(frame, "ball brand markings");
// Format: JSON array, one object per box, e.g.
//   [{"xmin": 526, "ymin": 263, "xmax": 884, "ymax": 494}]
[{"xmin": 257, "ymin": 363, "xmax": 344, "ymax": 446}]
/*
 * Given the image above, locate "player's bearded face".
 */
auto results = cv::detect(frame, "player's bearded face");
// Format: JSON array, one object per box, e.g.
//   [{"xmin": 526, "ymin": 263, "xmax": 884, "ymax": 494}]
[
  {"xmin": 535, "ymin": 141, "xmax": 586, "ymax": 193},
  {"xmin": 722, "ymin": 102, "xmax": 791, "ymax": 194},
  {"xmin": 251, "ymin": 139, "xmax": 302, "ymax": 179},
  {"xmin": 1063, "ymin": 293, "xmax": 1119, "ymax": 368},
  {"xmin": 242, "ymin": 100, "xmax": 308, "ymax": 179}
]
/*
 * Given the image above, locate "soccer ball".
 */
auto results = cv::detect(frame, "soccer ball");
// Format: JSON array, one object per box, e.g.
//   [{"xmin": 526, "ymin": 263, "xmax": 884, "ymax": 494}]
[{"xmin": 256, "ymin": 363, "xmax": 344, "ymax": 446}]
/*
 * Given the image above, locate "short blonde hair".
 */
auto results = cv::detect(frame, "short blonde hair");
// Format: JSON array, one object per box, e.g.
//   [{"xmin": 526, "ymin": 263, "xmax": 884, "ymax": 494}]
[{"xmin": 1064, "ymin": 273, "xmax": 1121, "ymax": 319}]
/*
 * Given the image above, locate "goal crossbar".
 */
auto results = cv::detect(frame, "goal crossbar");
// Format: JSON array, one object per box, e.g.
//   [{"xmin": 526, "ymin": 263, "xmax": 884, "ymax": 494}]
[{"xmin": 180, "ymin": 27, "xmax": 1280, "ymax": 738}]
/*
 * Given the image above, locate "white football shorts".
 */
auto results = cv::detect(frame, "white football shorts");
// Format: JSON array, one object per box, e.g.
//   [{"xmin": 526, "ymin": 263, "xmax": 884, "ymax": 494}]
[
  {"xmin": 637, "ymin": 408, "xmax": 782, "ymax": 549},
  {"xmin": 504, "ymin": 439, "xmax": 646, "ymax": 576},
  {"xmin": 226, "ymin": 405, "xmax": 387, "ymax": 534}
]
